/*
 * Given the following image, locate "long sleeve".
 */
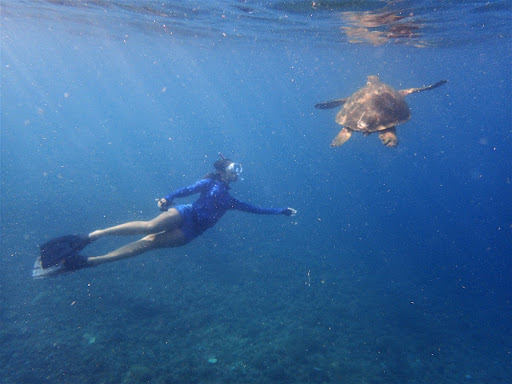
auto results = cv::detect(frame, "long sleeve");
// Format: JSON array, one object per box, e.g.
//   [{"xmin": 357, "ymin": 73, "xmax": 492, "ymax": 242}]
[
  {"xmin": 164, "ymin": 179, "xmax": 210, "ymax": 202},
  {"xmin": 231, "ymin": 198, "xmax": 286, "ymax": 215}
]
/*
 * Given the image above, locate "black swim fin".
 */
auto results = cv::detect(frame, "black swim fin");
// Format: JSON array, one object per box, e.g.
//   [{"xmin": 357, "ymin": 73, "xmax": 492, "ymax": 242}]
[{"xmin": 39, "ymin": 234, "xmax": 93, "ymax": 268}]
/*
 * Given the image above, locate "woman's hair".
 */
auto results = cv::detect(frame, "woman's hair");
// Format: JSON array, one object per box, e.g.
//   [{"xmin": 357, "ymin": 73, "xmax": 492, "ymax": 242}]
[{"xmin": 205, "ymin": 158, "xmax": 232, "ymax": 180}]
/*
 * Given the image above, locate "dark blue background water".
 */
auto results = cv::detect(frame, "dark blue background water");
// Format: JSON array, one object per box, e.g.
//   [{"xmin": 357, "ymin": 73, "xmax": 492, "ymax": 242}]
[{"xmin": 2, "ymin": 1, "xmax": 511, "ymax": 383}]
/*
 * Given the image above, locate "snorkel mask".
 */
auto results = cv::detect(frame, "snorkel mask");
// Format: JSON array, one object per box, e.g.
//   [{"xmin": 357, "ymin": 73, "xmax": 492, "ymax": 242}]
[
  {"xmin": 226, "ymin": 162, "xmax": 243, "ymax": 176},
  {"xmin": 218, "ymin": 152, "xmax": 243, "ymax": 178}
]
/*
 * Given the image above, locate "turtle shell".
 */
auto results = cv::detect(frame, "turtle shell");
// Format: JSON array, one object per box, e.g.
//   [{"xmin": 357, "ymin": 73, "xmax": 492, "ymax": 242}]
[{"xmin": 335, "ymin": 76, "xmax": 411, "ymax": 133}]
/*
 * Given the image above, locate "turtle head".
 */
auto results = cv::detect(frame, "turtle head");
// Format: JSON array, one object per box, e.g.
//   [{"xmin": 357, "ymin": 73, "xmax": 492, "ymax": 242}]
[{"xmin": 366, "ymin": 75, "xmax": 379, "ymax": 86}]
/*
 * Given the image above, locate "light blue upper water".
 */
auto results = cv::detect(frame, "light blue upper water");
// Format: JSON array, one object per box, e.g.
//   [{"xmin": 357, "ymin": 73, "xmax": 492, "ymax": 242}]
[{"xmin": 1, "ymin": 1, "xmax": 511, "ymax": 383}]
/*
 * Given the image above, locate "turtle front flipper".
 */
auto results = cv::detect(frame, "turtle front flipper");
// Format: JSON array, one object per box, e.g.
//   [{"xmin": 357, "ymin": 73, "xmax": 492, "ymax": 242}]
[
  {"xmin": 315, "ymin": 98, "xmax": 347, "ymax": 109},
  {"xmin": 399, "ymin": 80, "xmax": 447, "ymax": 96},
  {"xmin": 378, "ymin": 127, "xmax": 398, "ymax": 147},
  {"xmin": 331, "ymin": 127, "xmax": 353, "ymax": 147}
]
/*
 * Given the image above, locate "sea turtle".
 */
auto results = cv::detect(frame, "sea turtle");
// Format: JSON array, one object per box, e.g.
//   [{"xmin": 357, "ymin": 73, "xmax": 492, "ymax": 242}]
[{"xmin": 314, "ymin": 75, "xmax": 447, "ymax": 147}]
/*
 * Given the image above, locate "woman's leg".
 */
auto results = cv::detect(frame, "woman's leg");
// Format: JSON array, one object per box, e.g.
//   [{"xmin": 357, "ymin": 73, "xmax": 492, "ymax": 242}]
[
  {"xmin": 88, "ymin": 208, "xmax": 183, "ymax": 240},
  {"xmin": 87, "ymin": 229, "xmax": 188, "ymax": 266}
]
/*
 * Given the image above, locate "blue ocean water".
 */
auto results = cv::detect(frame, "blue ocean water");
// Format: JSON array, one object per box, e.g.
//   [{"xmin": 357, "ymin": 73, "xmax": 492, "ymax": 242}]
[{"xmin": 1, "ymin": 1, "xmax": 511, "ymax": 383}]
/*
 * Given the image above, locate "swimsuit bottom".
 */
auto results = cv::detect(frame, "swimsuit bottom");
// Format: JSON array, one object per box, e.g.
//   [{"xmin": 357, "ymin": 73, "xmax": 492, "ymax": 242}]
[{"xmin": 175, "ymin": 204, "xmax": 200, "ymax": 242}]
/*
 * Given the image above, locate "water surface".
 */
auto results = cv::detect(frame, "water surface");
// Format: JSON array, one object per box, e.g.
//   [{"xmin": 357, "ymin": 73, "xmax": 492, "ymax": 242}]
[{"xmin": 1, "ymin": 1, "xmax": 511, "ymax": 383}]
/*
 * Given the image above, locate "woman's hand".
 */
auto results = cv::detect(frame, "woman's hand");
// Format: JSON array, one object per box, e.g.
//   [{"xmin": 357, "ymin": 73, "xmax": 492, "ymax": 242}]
[
  {"xmin": 283, "ymin": 207, "xmax": 297, "ymax": 216},
  {"xmin": 157, "ymin": 198, "xmax": 170, "ymax": 211}
]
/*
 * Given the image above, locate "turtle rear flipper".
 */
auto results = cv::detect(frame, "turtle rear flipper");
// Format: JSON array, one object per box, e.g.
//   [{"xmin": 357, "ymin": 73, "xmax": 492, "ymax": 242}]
[
  {"xmin": 331, "ymin": 128, "xmax": 353, "ymax": 147},
  {"xmin": 314, "ymin": 98, "xmax": 347, "ymax": 109},
  {"xmin": 399, "ymin": 80, "xmax": 447, "ymax": 96},
  {"xmin": 378, "ymin": 127, "xmax": 398, "ymax": 147}
]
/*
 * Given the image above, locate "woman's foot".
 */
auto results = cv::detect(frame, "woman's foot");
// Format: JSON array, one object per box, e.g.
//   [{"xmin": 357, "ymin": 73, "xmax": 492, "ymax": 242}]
[{"xmin": 64, "ymin": 253, "xmax": 89, "ymax": 270}]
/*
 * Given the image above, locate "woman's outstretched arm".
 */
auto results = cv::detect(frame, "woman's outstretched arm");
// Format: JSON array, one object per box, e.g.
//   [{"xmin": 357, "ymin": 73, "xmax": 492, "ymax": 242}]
[{"xmin": 231, "ymin": 199, "xmax": 296, "ymax": 216}]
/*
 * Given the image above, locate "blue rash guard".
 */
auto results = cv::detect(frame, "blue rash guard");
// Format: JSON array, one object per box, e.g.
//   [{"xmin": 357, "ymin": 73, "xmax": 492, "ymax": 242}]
[{"xmin": 163, "ymin": 178, "xmax": 288, "ymax": 242}]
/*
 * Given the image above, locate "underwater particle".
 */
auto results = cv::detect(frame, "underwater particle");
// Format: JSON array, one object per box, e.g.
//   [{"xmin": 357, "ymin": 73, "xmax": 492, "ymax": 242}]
[
  {"xmin": 465, "ymin": 374, "xmax": 472, "ymax": 380},
  {"xmin": 208, "ymin": 358, "xmax": 218, "ymax": 364},
  {"xmin": 83, "ymin": 333, "xmax": 96, "ymax": 344},
  {"xmin": 124, "ymin": 365, "xmax": 151, "ymax": 383}
]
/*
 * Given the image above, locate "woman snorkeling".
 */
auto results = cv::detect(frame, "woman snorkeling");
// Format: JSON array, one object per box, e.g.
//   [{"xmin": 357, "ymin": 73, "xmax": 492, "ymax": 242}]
[{"xmin": 33, "ymin": 153, "xmax": 297, "ymax": 277}]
